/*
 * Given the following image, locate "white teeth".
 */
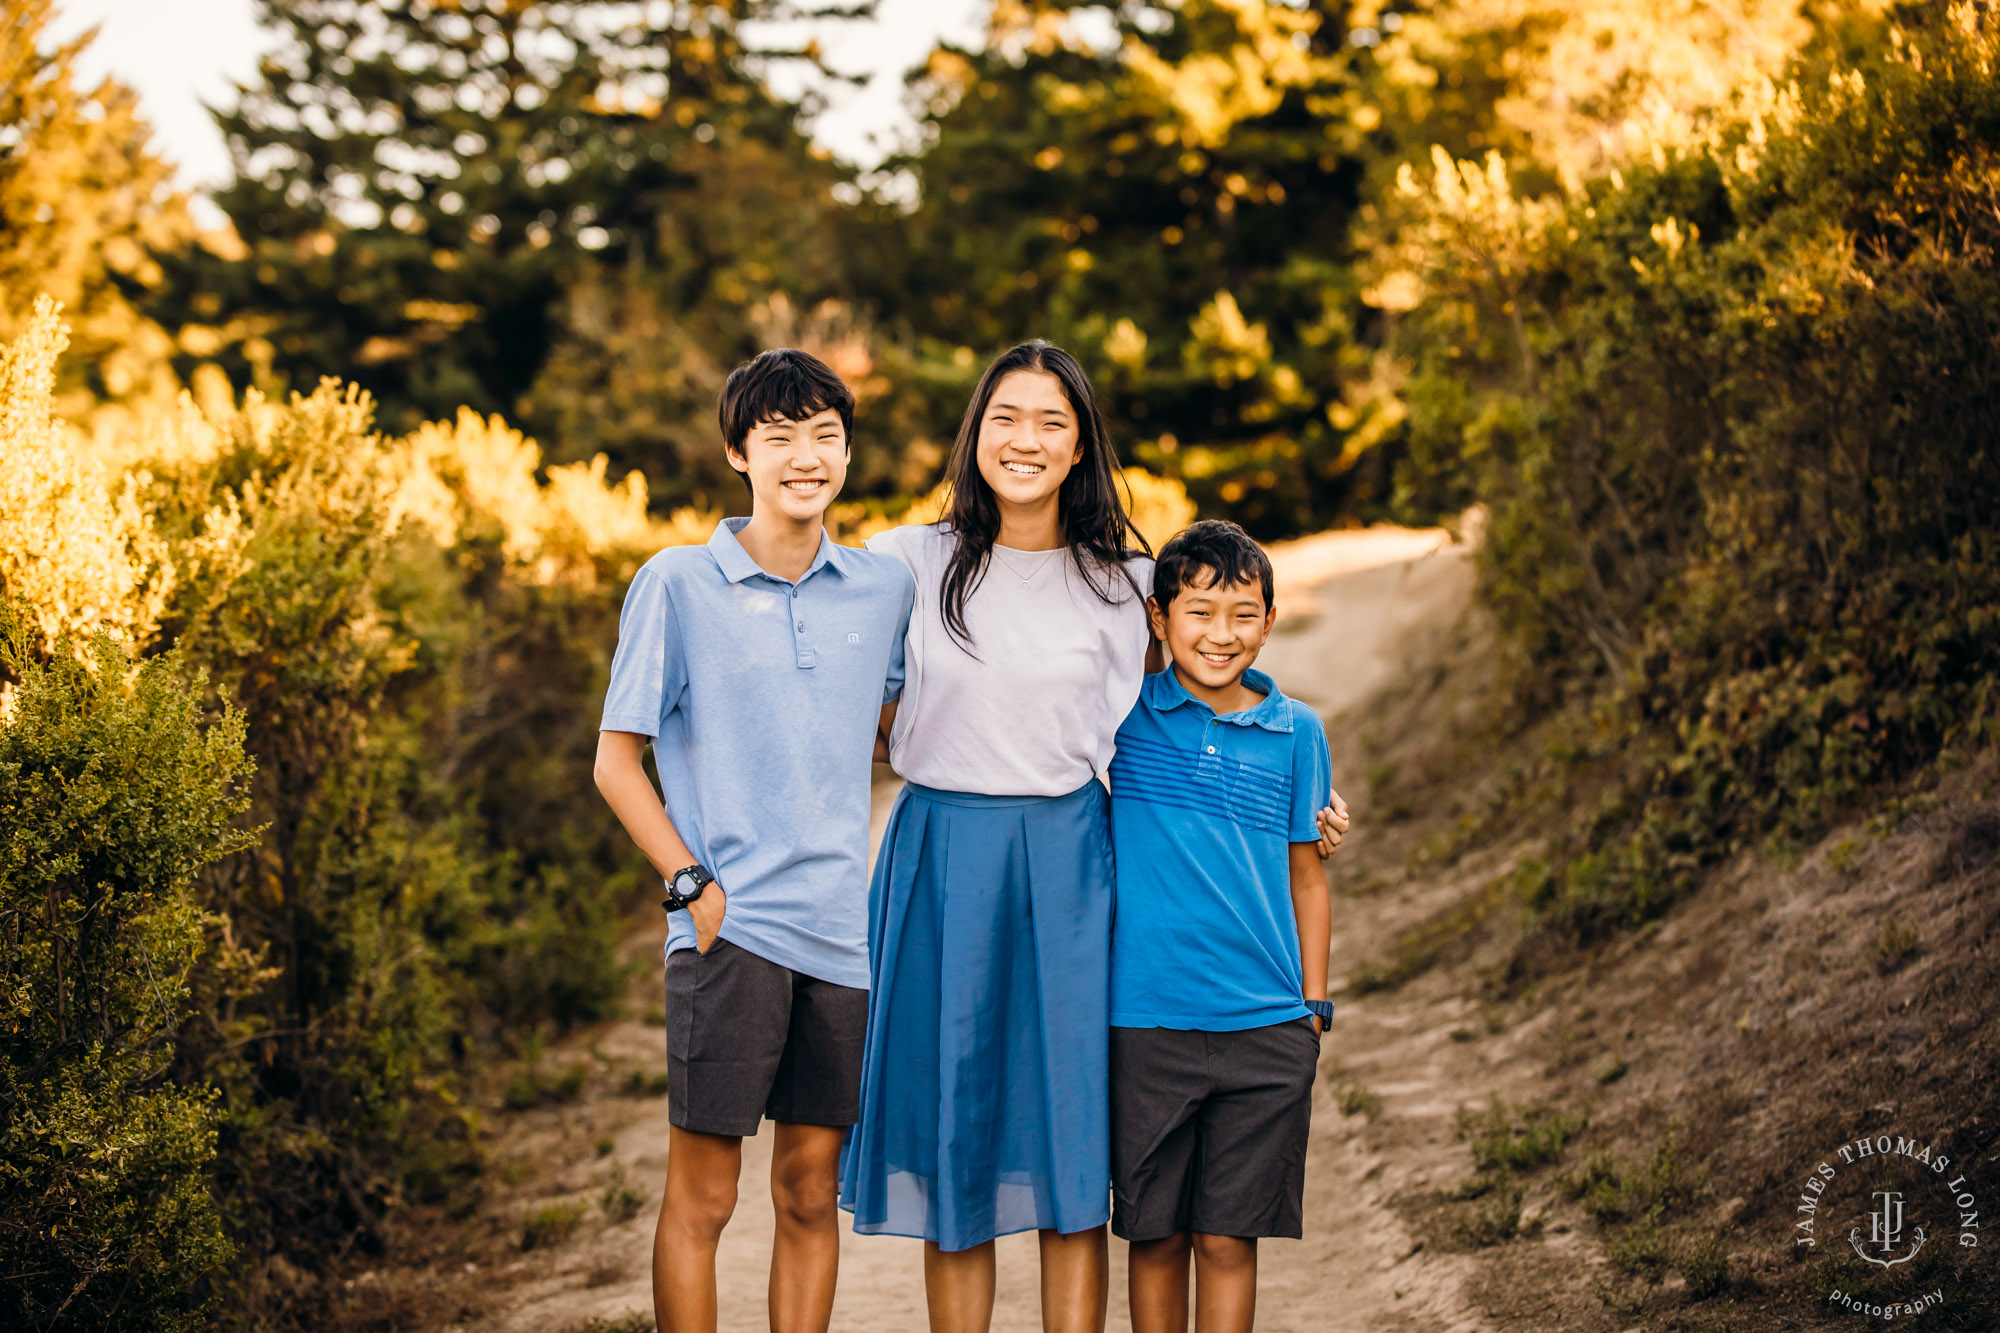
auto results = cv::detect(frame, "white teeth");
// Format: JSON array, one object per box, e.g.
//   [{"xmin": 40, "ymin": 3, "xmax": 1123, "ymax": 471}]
[{"xmin": 1002, "ymin": 461, "xmax": 1043, "ymax": 474}]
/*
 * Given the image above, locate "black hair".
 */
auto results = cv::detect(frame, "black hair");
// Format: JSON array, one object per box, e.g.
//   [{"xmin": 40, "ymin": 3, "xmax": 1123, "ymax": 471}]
[
  {"xmin": 718, "ymin": 348, "xmax": 856, "ymax": 471},
  {"xmin": 936, "ymin": 340, "xmax": 1150, "ymax": 649},
  {"xmin": 1152, "ymin": 520, "xmax": 1274, "ymax": 613}
]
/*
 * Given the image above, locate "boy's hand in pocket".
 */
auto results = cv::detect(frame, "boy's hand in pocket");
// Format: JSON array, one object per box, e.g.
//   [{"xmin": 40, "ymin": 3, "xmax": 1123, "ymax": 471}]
[{"xmin": 689, "ymin": 885, "xmax": 727, "ymax": 954}]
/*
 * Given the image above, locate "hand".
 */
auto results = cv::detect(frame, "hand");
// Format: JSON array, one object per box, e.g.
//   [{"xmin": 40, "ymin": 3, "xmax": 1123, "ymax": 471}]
[
  {"xmin": 1311, "ymin": 1014, "xmax": 1325, "ymax": 1036},
  {"xmin": 1314, "ymin": 788, "xmax": 1351, "ymax": 860},
  {"xmin": 687, "ymin": 884, "xmax": 726, "ymax": 954}
]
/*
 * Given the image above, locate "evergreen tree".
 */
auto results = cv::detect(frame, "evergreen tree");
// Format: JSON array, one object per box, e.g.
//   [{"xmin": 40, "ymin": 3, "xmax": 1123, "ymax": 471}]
[
  {"xmin": 156, "ymin": 0, "xmax": 852, "ymax": 443},
  {"xmin": 0, "ymin": 0, "xmax": 190, "ymax": 416},
  {"xmin": 855, "ymin": 0, "xmax": 1393, "ymax": 537}
]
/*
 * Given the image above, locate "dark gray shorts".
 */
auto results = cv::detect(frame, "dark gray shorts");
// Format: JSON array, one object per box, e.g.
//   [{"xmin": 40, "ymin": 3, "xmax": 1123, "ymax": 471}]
[
  {"xmin": 665, "ymin": 937, "xmax": 868, "ymax": 1138},
  {"xmin": 1110, "ymin": 1019, "xmax": 1320, "ymax": 1242}
]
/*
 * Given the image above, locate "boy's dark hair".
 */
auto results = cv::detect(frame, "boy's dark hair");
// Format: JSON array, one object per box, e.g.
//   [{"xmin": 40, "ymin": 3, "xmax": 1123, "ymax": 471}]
[
  {"xmin": 1153, "ymin": 519, "xmax": 1274, "ymax": 612},
  {"xmin": 718, "ymin": 348, "xmax": 856, "ymax": 456}
]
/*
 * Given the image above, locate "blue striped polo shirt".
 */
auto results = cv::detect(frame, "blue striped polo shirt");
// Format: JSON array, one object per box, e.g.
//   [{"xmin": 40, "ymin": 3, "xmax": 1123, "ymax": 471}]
[{"xmin": 1107, "ymin": 666, "xmax": 1332, "ymax": 1030}]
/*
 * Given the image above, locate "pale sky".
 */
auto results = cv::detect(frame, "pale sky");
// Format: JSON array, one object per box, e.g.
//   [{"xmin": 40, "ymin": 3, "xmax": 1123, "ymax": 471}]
[{"xmin": 46, "ymin": 0, "xmax": 988, "ymax": 221}]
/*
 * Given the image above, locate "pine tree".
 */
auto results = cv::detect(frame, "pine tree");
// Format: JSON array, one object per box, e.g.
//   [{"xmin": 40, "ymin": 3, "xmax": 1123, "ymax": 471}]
[
  {"xmin": 155, "ymin": 0, "xmax": 852, "ymax": 439},
  {"xmin": 854, "ymin": 0, "xmax": 1392, "ymax": 537},
  {"xmin": 0, "ymin": 0, "xmax": 190, "ymax": 416}
]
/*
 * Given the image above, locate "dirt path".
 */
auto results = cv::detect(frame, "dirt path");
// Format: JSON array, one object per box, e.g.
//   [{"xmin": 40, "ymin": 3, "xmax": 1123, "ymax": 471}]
[{"xmin": 445, "ymin": 525, "xmax": 1528, "ymax": 1333}]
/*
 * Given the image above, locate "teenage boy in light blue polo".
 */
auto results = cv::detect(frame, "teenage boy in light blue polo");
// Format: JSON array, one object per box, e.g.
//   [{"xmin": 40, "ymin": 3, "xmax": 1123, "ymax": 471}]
[
  {"xmin": 594, "ymin": 348, "xmax": 914, "ymax": 1333},
  {"xmin": 1106, "ymin": 519, "xmax": 1336, "ymax": 1333}
]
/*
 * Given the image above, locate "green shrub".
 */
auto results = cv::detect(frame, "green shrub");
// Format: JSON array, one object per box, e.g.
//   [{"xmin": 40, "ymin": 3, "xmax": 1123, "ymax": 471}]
[
  {"xmin": 600, "ymin": 1168, "xmax": 647, "ymax": 1224},
  {"xmin": 1565, "ymin": 1133, "xmax": 1691, "ymax": 1223},
  {"xmin": 1455, "ymin": 1097, "xmax": 1589, "ymax": 1174},
  {"xmin": 1677, "ymin": 1231, "xmax": 1731, "ymax": 1298},
  {"xmin": 521, "ymin": 1200, "xmax": 590, "ymax": 1251},
  {"xmin": 0, "ymin": 609, "xmax": 253, "ymax": 1330},
  {"xmin": 1389, "ymin": 6, "xmax": 2000, "ymax": 951},
  {"xmin": 1455, "ymin": 1183, "xmax": 1526, "ymax": 1247}
]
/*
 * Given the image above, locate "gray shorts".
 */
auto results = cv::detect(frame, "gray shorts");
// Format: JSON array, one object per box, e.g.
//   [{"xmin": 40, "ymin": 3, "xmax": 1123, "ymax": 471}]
[
  {"xmin": 665, "ymin": 937, "xmax": 868, "ymax": 1138},
  {"xmin": 1110, "ymin": 1019, "xmax": 1320, "ymax": 1242}
]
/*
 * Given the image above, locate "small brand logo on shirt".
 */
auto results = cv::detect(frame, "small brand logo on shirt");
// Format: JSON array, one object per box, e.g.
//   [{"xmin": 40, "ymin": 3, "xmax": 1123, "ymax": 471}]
[{"xmin": 846, "ymin": 632, "xmax": 861, "ymax": 645}]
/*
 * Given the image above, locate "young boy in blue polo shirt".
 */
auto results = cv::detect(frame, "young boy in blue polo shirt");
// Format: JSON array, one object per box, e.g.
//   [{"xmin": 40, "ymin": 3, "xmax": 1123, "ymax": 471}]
[
  {"xmin": 1107, "ymin": 519, "xmax": 1336, "ymax": 1333},
  {"xmin": 594, "ymin": 349, "xmax": 914, "ymax": 1333}
]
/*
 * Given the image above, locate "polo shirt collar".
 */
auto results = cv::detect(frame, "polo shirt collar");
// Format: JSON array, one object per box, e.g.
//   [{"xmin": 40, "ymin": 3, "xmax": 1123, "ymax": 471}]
[
  {"xmin": 1144, "ymin": 664, "xmax": 1295, "ymax": 733},
  {"xmin": 708, "ymin": 516, "xmax": 850, "ymax": 586}
]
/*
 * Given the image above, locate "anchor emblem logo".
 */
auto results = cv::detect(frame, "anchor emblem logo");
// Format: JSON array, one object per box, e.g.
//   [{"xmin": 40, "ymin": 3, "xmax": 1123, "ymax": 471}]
[{"xmin": 1849, "ymin": 1190, "xmax": 1926, "ymax": 1268}]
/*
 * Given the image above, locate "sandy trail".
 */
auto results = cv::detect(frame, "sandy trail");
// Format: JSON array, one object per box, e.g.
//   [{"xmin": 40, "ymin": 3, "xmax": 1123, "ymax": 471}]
[{"xmin": 472, "ymin": 526, "xmax": 1509, "ymax": 1333}]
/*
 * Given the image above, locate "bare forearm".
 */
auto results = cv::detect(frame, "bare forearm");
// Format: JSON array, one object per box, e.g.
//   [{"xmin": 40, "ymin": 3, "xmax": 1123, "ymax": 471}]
[
  {"xmin": 1289, "ymin": 844, "xmax": 1331, "ymax": 1002},
  {"xmin": 594, "ymin": 731, "xmax": 697, "ymax": 877},
  {"xmin": 873, "ymin": 701, "xmax": 898, "ymax": 766}
]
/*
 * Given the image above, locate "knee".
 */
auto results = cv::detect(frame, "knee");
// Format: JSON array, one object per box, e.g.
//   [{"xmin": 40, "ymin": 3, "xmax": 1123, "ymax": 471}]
[
  {"xmin": 1191, "ymin": 1232, "xmax": 1255, "ymax": 1271},
  {"xmin": 772, "ymin": 1169, "xmax": 839, "ymax": 1232},
  {"xmin": 1133, "ymin": 1232, "xmax": 1190, "ymax": 1260},
  {"xmin": 665, "ymin": 1173, "xmax": 738, "ymax": 1242}
]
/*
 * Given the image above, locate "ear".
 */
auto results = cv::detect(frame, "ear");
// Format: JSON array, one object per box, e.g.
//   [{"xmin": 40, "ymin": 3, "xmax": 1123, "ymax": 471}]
[
  {"xmin": 726, "ymin": 442, "xmax": 749, "ymax": 474},
  {"xmin": 1145, "ymin": 594, "xmax": 1168, "ymax": 642},
  {"xmin": 1262, "ymin": 604, "xmax": 1277, "ymax": 635}
]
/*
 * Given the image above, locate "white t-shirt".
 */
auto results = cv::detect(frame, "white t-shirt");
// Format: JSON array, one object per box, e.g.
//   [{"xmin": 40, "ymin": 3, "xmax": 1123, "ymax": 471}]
[{"xmin": 865, "ymin": 524, "xmax": 1155, "ymax": 797}]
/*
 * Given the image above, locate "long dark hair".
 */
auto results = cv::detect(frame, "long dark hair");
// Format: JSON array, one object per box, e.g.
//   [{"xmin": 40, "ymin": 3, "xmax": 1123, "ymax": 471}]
[{"xmin": 937, "ymin": 340, "xmax": 1150, "ymax": 649}]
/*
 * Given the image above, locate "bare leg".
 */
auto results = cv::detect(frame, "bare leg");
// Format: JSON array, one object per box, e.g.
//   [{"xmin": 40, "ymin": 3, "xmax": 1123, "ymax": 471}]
[
  {"xmin": 1126, "ymin": 1233, "xmax": 1192, "ymax": 1333},
  {"xmin": 768, "ymin": 1122, "xmax": 846, "ymax": 1333},
  {"xmin": 653, "ymin": 1125, "xmax": 744, "ymax": 1333},
  {"xmin": 1039, "ymin": 1226, "xmax": 1109, "ymax": 1333},
  {"xmin": 924, "ymin": 1239, "xmax": 997, "ymax": 1333},
  {"xmin": 1190, "ymin": 1233, "xmax": 1257, "ymax": 1333}
]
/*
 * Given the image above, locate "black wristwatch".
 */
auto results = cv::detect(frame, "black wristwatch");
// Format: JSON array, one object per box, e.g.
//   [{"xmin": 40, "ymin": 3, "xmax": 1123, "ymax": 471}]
[
  {"xmin": 663, "ymin": 863, "xmax": 714, "ymax": 913},
  {"xmin": 1305, "ymin": 999, "xmax": 1336, "ymax": 1030}
]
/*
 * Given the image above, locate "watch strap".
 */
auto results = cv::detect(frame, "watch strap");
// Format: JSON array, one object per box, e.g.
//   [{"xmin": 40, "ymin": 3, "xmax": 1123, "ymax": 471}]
[
  {"xmin": 1304, "ymin": 999, "xmax": 1336, "ymax": 1027},
  {"xmin": 662, "ymin": 863, "xmax": 713, "ymax": 912}
]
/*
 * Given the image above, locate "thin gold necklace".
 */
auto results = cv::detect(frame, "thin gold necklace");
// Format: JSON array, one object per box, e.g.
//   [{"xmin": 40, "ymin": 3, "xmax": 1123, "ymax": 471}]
[{"xmin": 992, "ymin": 545, "xmax": 1059, "ymax": 588}]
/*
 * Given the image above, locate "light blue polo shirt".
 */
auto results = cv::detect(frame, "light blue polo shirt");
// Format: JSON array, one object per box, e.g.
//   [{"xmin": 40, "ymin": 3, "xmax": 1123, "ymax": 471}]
[
  {"xmin": 600, "ymin": 518, "xmax": 915, "ymax": 988},
  {"xmin": 1107, "ymin": 666, "xmax": 1332, "ymax": 1030}
]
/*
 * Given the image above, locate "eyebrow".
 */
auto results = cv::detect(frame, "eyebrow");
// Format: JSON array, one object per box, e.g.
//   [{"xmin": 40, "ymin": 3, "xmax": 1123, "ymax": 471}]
[{"xmin": 990, "ymin": 401, "xmax": 1071, "ymax": 418}]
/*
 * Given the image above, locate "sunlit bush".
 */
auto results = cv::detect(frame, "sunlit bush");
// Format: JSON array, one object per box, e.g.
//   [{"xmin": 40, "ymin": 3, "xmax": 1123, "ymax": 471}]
[
  {"xmin": 1387, "ymin": 4, "xmax": 2000, "ymax": 940},
  {"xmin": 0, "ymin": 297, "xmax": 167, "ymax": 653},
  {"xmin": 0, "ymin": 304, "xmax": 702, "ymax": 1313}
]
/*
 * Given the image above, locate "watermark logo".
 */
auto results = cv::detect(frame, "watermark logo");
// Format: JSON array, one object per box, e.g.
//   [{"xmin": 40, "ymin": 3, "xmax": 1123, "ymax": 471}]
[
  {"xmin": 1791, "ymin": 1131, "xmax": 1981, "ymax": 1321},
  {"xmin": 1856, "ymin": 1189, "xmax": 1924, "ymax": 1269}
]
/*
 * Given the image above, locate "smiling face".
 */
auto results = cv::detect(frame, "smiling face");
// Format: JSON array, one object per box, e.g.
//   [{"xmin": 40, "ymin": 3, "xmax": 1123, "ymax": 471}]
[
  {"xmin": 726, "ymin": 407, "xmax": 849, "ymax": 524},
  {"xmin": 1149, "ymin": 568, "xmax": 1277, "ymax": 699},
  {"xmin": 974, "ymin": 369, "xmax": 1084, "ymax": 516}
]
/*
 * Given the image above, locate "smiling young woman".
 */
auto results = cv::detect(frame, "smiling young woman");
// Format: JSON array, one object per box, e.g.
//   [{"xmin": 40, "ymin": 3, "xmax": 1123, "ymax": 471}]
[{"xmin": 839, "ymin": 341, "xmax": 1153, "ymax": 1333}]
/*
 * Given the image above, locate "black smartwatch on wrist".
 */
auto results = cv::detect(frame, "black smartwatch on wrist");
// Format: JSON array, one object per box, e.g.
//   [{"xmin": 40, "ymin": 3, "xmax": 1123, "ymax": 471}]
[
  {"xmin": 663, "ymin": 863, "xmax": 714, "ymax": 913},
  {"xmin": 1305, "ymin": 999, "xmax": 1335, "ymax": 1031}
]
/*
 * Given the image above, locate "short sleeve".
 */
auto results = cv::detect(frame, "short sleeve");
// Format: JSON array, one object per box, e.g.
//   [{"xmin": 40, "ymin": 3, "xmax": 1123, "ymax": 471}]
[
  {"xmin": 1287, "ymin": 705, "xmax": 1333, "ymax": 843},
  {"xmin": 863, "ymin": 523, "xmax": 926, "ymax": 577},
  {"xmin": 1126, "ymin": 553, "xmax": 1157, "ymax": 606},
  {"xmin": 883, "ymin": 565, "xmax": 916, "ymax": 704},
  {"xmin": 600, "ymin": 565, "xmax": 687, "ymax": 739}
]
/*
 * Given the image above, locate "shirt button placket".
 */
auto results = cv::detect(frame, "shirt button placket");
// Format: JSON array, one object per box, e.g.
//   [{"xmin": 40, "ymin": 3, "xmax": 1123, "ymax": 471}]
[
  {"xmin": 1198, "ymin": 719, "xmax": 1221, "ymax": 776},
  {"xmin": 792, "ymin": 589, "xmax": 815, "ymax": 668}
]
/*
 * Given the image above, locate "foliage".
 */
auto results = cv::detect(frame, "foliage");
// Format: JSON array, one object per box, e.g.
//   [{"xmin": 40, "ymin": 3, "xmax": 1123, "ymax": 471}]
[
  {"xmin": 0, "ymin": 297, "xmax": 168, "ymax": 654},
  {"xmin": 0, "ymin": 608, "xmax": 254, "ymax": 1331},
  {"xmin": 150, "ymin": 0, "xmax": 861, "ymax": 510},
  {"xmin": 0, "ymin": 300, "xmax": 698, "ymax": 1316},
  {"xmin": 1385, "ymin": 2, "xmax": 2000, "ymax": 944},
  {"xmin": 1454, "ymin": 1096, "xmax": 1588, "ymax": 1174},
  {"xmin": 850, "ymin": 0, "xmax": 1398, "ymax": 537},
  {"xmin": 0, "ymin": 0, "xmax": 189, "ymax": 419}
]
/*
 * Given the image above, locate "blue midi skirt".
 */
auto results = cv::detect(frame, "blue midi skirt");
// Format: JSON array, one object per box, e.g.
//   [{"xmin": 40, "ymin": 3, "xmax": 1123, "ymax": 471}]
[{"xmin": 839, "ymin": 779, "xmax": 1113, "ymax": 1251}]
